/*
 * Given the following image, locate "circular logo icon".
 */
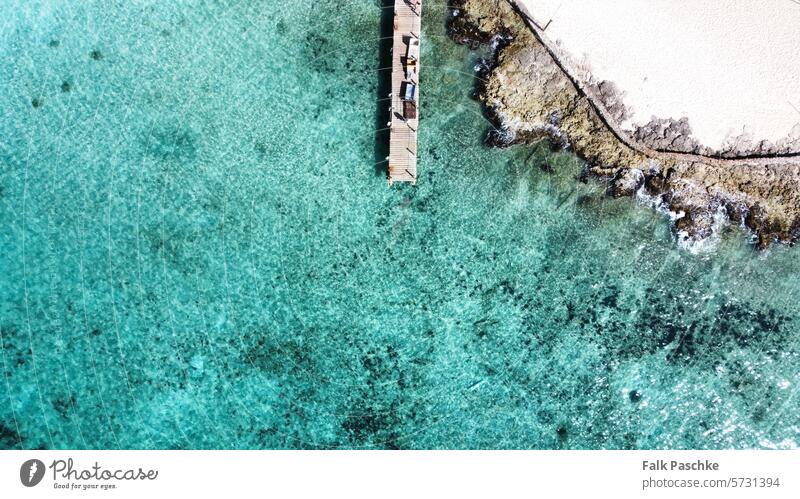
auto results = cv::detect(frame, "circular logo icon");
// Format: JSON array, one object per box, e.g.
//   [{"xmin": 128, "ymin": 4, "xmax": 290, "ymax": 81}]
[{"xmin": 20, "ymin": 459, "xmax": 45, "ymax": 487}]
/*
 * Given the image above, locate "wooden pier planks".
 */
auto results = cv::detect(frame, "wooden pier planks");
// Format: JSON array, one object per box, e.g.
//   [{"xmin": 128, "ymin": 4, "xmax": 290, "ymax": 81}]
[{"xmin": 387, "ymin": 0, "xmax": 421, "ymax": 185}]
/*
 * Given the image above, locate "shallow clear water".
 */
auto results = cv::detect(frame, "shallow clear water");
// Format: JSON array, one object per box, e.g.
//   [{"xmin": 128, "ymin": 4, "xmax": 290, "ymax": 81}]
[{"xmin": 0, "ymin": 0, "xmax": 798, "ymax": 449}]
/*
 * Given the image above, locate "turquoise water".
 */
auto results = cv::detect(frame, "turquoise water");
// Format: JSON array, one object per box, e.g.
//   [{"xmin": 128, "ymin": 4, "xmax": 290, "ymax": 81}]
[{"xmin": 0, "ymin": 0, "xmax": 798, "ymax": 449}]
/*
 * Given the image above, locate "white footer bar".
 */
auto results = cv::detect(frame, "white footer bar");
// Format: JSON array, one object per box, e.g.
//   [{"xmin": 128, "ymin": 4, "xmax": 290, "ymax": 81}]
[{"xmin": 2, "ymin": 450, "xmax": 798, "ymax": 498}]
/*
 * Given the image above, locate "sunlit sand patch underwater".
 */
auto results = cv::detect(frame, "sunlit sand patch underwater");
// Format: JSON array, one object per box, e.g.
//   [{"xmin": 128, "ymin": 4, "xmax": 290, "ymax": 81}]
[{"xmin": 0, "ymin": 0, "xmax": 798, "ymax": 449}]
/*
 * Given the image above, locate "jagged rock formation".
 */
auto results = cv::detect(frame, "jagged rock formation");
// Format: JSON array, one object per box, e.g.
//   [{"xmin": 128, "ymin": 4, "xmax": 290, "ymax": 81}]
[
  {"xmin": 633, "ymin": 117, "xmax": 705, "ymax": 155},
  {"xmin": 589, "ymin": 80, "xmax": 630, "ymax": 124},
  {"xmin": 448, "ymin": 0, "xmax": 800, "ymax": 249}
]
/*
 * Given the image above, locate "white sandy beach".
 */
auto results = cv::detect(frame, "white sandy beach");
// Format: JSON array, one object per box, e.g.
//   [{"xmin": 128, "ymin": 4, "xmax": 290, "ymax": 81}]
[{"xmin": 519, "ymin": 0, "xmax": 800, "ymax": 152}]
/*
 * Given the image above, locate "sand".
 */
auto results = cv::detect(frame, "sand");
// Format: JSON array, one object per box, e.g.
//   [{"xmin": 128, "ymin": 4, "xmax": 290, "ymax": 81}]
[{"xmin": 518, "ymin": 0, "xmax": 800, "ymax": 152}]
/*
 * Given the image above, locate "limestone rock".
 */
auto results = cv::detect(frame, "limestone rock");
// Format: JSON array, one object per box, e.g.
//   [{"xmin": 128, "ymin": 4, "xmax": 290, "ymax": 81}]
[{"xmin": 448, "ymin": 0, "xmax": 800, "ymax": 249}]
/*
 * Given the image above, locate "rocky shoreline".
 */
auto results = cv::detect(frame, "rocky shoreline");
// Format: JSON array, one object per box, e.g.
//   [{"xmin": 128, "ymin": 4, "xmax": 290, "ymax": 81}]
[{"xmin": 448, "ymin": 0, "xmax": 800, "ymax": 249}]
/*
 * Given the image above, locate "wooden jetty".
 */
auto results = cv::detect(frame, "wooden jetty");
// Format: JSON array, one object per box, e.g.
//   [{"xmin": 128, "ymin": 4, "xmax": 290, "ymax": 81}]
[{"xmin": 387, "ymin": 0, "xmax": 421, "ymax": 185}]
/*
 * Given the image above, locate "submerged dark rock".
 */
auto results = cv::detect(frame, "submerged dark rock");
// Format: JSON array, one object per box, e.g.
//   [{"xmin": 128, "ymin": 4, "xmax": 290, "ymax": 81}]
[{"xmin": 0, "ymin": 421, "xmax": 21, "ymax": 449}]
